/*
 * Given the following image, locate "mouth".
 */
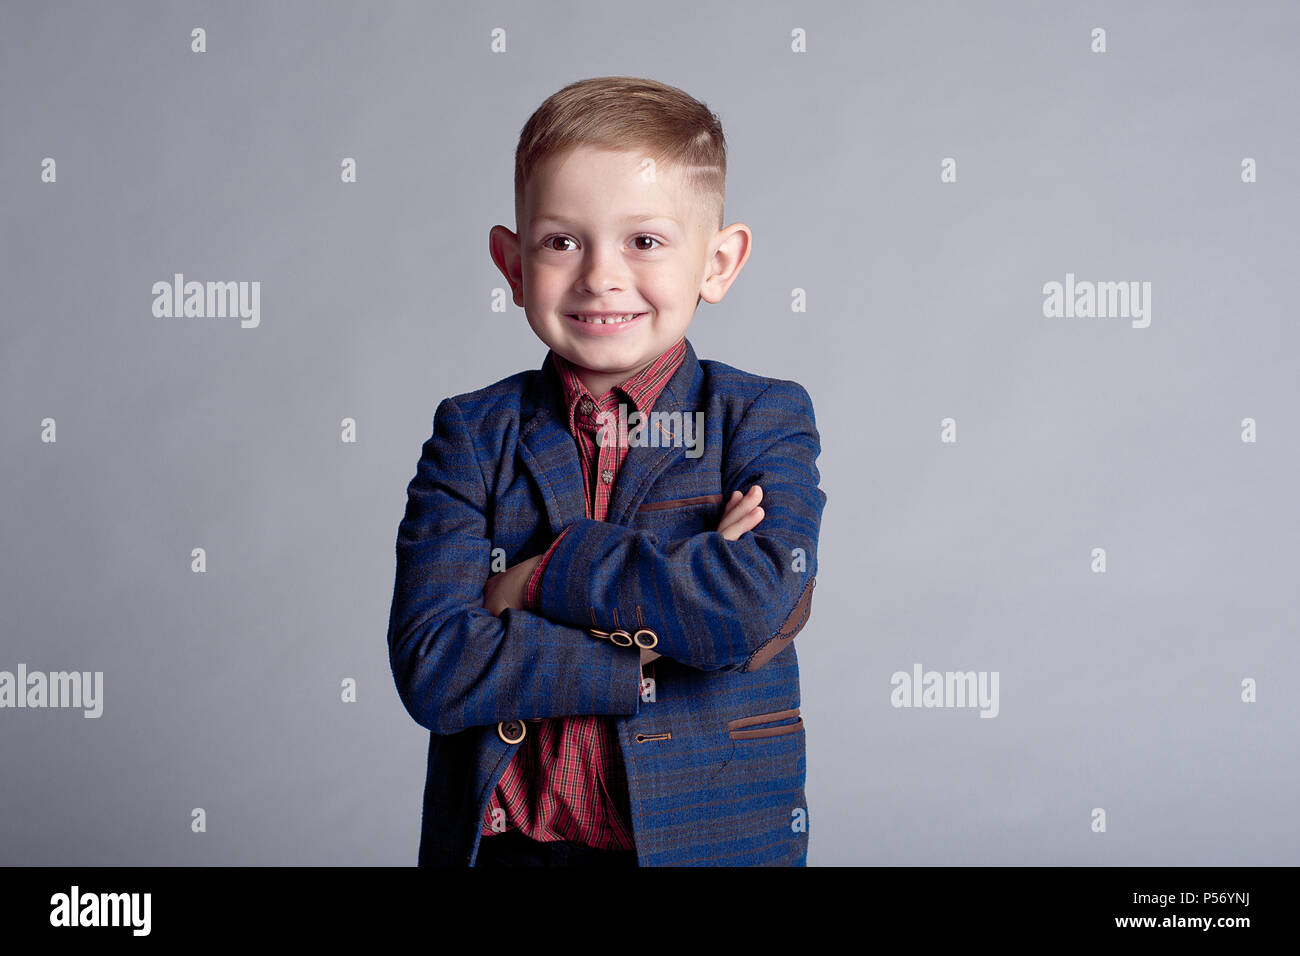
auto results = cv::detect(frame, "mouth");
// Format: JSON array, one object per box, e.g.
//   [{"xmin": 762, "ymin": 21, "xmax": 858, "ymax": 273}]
[{"xmin": 565, "ymin": 312, "xmax": 647, "ymax": 333}]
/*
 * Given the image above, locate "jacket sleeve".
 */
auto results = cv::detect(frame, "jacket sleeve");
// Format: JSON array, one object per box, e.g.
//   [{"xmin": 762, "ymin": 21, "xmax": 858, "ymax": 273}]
[
  {"xmin": 533, "ymin": 379, "xmax": 827, "ymax": 673},
  {"xmin": 386, "ymin": 397, "xmax": 643, "ymax": 736}
]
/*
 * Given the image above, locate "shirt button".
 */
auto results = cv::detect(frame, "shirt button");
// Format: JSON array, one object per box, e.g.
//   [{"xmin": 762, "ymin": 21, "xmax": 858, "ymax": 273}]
[
  {"xmin": 580, "ymin": 398, "xmax": 595, "ymax": 414},
  {"xmin": 601, "ymin": 469, "xmax": 614, "ymax": 484}
]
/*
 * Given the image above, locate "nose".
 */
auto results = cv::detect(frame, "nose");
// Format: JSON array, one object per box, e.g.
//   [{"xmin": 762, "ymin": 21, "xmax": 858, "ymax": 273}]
[{"xmin": 576, "ymin": 243, "xmax": 627, "ymax": 296}]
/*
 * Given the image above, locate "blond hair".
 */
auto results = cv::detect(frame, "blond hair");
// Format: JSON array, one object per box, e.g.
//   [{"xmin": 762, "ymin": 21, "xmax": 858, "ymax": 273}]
[{"xmin": 513, "ymin": 76, "xmax": 727, "ymax": 232}]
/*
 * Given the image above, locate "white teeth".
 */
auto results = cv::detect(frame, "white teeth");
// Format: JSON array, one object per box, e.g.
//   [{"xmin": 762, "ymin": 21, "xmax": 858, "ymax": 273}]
[{"xmin": 570, "ymin": 313, "xmax": 640, "ymax": 325}]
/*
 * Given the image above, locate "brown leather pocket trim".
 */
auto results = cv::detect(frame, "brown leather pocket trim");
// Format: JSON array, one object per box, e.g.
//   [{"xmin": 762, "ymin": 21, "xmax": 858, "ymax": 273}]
[
  {"xmin": 741, "ymin": 575, "xmax": 816, "ymax": 672},
  {"xmin": 637, "ymin": 493, "xmax": 724, "ymax": 513},
  {"xmin": 728, "ymin": 707, "xmax": 802, "ymax": 740}
]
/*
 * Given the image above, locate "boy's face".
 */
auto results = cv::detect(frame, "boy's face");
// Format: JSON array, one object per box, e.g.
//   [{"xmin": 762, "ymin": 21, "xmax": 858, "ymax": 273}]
[{"xmin": 491, "ymin": 145, "xmax": 751, "ymax": 397}]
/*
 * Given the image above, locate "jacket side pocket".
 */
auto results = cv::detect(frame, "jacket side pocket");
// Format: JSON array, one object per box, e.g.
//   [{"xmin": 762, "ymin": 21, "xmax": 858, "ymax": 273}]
[{"xmin": 727, "ymin": 707, "xmax": 803, "ymax": 740}]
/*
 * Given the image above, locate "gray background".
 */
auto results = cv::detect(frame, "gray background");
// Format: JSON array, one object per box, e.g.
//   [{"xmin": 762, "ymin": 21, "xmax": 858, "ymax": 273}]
[{"xmin": 2, "ymin": 0, "xmax": 1297, "ymax": 865}]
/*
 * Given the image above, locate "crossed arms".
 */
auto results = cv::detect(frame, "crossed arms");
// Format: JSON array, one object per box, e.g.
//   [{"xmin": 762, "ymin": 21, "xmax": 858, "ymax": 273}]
[{"xmin": 387, "ymin": 380, "xmax": 827, "ymax": 736}]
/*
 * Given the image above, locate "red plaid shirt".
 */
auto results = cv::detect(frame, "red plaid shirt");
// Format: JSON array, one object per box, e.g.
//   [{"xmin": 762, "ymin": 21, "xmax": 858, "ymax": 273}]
[{"xmin": 480, "ymin": 336, "xmax": 688, "ymax": 848}]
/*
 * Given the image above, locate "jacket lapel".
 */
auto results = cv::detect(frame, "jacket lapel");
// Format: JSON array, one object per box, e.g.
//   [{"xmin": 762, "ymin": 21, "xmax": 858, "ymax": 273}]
[
  {"xmin": 516, "ymin": 351, "xmax": 589, "ymax": 537},
  {"xmin": 515, "ymin": 338, "xmax": 704, "ymax": 534},
  {"xmin": 605, "ymin": 339, "xmax": 703, "ymax": 525}
]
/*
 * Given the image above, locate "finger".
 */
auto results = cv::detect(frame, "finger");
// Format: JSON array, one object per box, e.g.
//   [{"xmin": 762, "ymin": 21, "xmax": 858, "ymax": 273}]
[
  {"xmin": 720, "ymin": 485, "xmax": 761, "ymax": 523},
  {"xmin": 719, "ymin": 489, "xmax": 743, "ymax": 519},
  {"xmin": 719, "ymin": 504, "xmax": 765, "ymax": 541},
  {"xmin": 717, "ymin": 506, "xmax": 752, "ymax": 538},
  {"xmin": 717, "ymin": 500, "xmax": 760, "ymax": 537},
  {"xmin": 719, "ymin": 515, "xmax": 760, "ymax": 542},
  {"xmin": 718, "ymin": 487, "xmax": 763, "ymax": 532}
]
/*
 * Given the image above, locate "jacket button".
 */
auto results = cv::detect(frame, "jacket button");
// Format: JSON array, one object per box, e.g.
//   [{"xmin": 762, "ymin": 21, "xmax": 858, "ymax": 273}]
[
  {"xmin": 608, "ymin": 628, "xmax": 633, "ymax": 647},
  {"xmin": 587, "ymin": 627, "xmax": 611, "ymax": 640},
  {"xmin": 497, "ymin": 720, "xmax": 526, "ymax": 744},
  {"xmin": 632, "ymin": 628, "xmax": 658, "ymax": 649}
]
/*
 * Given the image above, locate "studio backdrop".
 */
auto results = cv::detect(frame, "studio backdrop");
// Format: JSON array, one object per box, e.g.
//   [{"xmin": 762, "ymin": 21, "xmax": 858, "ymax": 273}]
[{"xmin": 2, "ymin": 0, "xmax": 1297, "ymax": 865}]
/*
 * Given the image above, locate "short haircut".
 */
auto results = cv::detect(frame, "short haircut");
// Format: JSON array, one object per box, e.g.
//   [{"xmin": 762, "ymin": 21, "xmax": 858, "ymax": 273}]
[{"xmin": 513, "ymin": 76, "xmax": 727, "ymax": 234}]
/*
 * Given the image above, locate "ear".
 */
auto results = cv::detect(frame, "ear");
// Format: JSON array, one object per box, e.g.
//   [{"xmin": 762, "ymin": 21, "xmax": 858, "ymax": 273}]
[
  {"xmin": 489, "ymin": 225, "xmax": 525, "ymax": 307},
  {"xmin": 699, "ymin": 223, "xmax": 752, "ymax": 305}
]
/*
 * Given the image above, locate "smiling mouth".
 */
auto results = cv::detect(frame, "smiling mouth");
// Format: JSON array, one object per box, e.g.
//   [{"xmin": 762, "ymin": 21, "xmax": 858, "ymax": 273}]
[{"xmin": 566, "ymin": 313, "xmax": 646, "ymax": 325}]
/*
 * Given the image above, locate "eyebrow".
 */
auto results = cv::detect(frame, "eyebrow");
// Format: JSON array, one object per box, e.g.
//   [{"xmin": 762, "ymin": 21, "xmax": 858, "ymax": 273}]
[{"xmin": 532, "ymin": 213, "xmax": 680, "ymax": 227}]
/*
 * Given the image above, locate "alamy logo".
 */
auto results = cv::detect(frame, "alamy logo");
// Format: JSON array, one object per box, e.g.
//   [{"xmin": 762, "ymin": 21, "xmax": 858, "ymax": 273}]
[
  {"xmin": 594, "ymin": 404, "xmax": 705, "ymax": 458},
  {"xmin": 1042, "ymin": 272, "xmax": 1151, "ymax": 328},
  {"xmin": 890, "ymin": 663, "xmax": 999, "ymax": 718},
  {"xmin": 0, "ymin": 664, "xmax": 103, "ymax": 717},
  {"xmin": 152, "ymin": 273, "xmax": 260, "ymax": 328},
  {"xmin": 49, "ymin": 885, "xmax": 150, "ymax": 936}
]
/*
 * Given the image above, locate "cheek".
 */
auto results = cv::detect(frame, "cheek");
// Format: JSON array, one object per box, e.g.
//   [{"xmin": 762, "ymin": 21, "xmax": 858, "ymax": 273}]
[
  {"xmin": 528, "ymin": 267, "xmax": 570, "ymax": 302},
  {"xmin": 650, "ymin": 265, "xmax": 695, "ymax": 298}
]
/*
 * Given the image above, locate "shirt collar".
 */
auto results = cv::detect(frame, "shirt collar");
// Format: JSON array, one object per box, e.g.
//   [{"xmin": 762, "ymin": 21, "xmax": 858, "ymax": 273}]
[{"xmin": 551, "ymin": 336, "xmax": 688, "ymax": 435}]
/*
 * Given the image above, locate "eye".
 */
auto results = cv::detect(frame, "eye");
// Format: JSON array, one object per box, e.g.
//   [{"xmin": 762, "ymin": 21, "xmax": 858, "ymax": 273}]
[
  {"xmin": 632, "ymin": 235, "xmax": 661, "ymax": 251},
  {"xmin": 543, "ymin": 236, "xmax": 577, "ymax": 252}
]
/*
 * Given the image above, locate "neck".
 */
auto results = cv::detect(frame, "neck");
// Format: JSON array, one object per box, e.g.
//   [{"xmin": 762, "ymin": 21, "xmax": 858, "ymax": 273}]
[
  {"xmin": 575, "ymin": 369, "xmax": 628, "ymax": 398},
  {"xmin": 570, "ymin": 358, "xmax": 655, "ymax": 399}
]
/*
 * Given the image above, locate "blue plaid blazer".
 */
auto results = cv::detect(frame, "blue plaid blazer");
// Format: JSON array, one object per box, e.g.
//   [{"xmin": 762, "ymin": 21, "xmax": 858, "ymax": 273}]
[{"xmin": 387, "ymin": 337, "xmax": 827, "ymax": 865}]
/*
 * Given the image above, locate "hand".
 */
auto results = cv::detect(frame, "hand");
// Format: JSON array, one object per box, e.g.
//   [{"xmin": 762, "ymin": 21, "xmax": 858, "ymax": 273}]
[
  {"xmin": 482, "ymin": 554, "xmax": 543, "ymax": 617},
  {"xmin": 717, "ymin": 485, "xmax": 764, "ymax": 542}
]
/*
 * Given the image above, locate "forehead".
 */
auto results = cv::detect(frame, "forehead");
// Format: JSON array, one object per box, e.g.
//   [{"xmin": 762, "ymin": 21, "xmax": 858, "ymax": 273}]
[{"xmin": 527, "ymin": 147, "xmax": 706, "ymax": 227}]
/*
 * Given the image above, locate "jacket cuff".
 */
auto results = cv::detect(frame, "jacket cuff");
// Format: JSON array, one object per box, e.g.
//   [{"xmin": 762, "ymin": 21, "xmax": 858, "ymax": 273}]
[
  {"xmin": 528, "ymin": 526, "xmax": 645, "ymax": 693},
  {"xmin": 505, "ymin": 606, "xmax": 645, "ymax": 719},
  {"xmin": 535, "ymin": 518, "xmax": 619, "ymax": 630}
]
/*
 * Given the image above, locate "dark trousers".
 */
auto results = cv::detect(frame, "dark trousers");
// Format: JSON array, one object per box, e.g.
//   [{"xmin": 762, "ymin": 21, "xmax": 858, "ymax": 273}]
[{"xmin": 475, "ymin": 829, "xmax": 638, "ymax": 867}]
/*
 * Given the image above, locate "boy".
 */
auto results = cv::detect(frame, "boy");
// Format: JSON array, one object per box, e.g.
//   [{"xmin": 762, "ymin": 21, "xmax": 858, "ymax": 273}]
[{"xmin": 387, "ymin": 76, "xmax": 827, "ymax": 866}]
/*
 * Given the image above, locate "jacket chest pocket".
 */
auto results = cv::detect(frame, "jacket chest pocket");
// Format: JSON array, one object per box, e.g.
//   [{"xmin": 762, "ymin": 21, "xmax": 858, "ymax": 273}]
[{"xmin": 631, "ymin": 493, "xmax": 726, "ymax": 539}]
